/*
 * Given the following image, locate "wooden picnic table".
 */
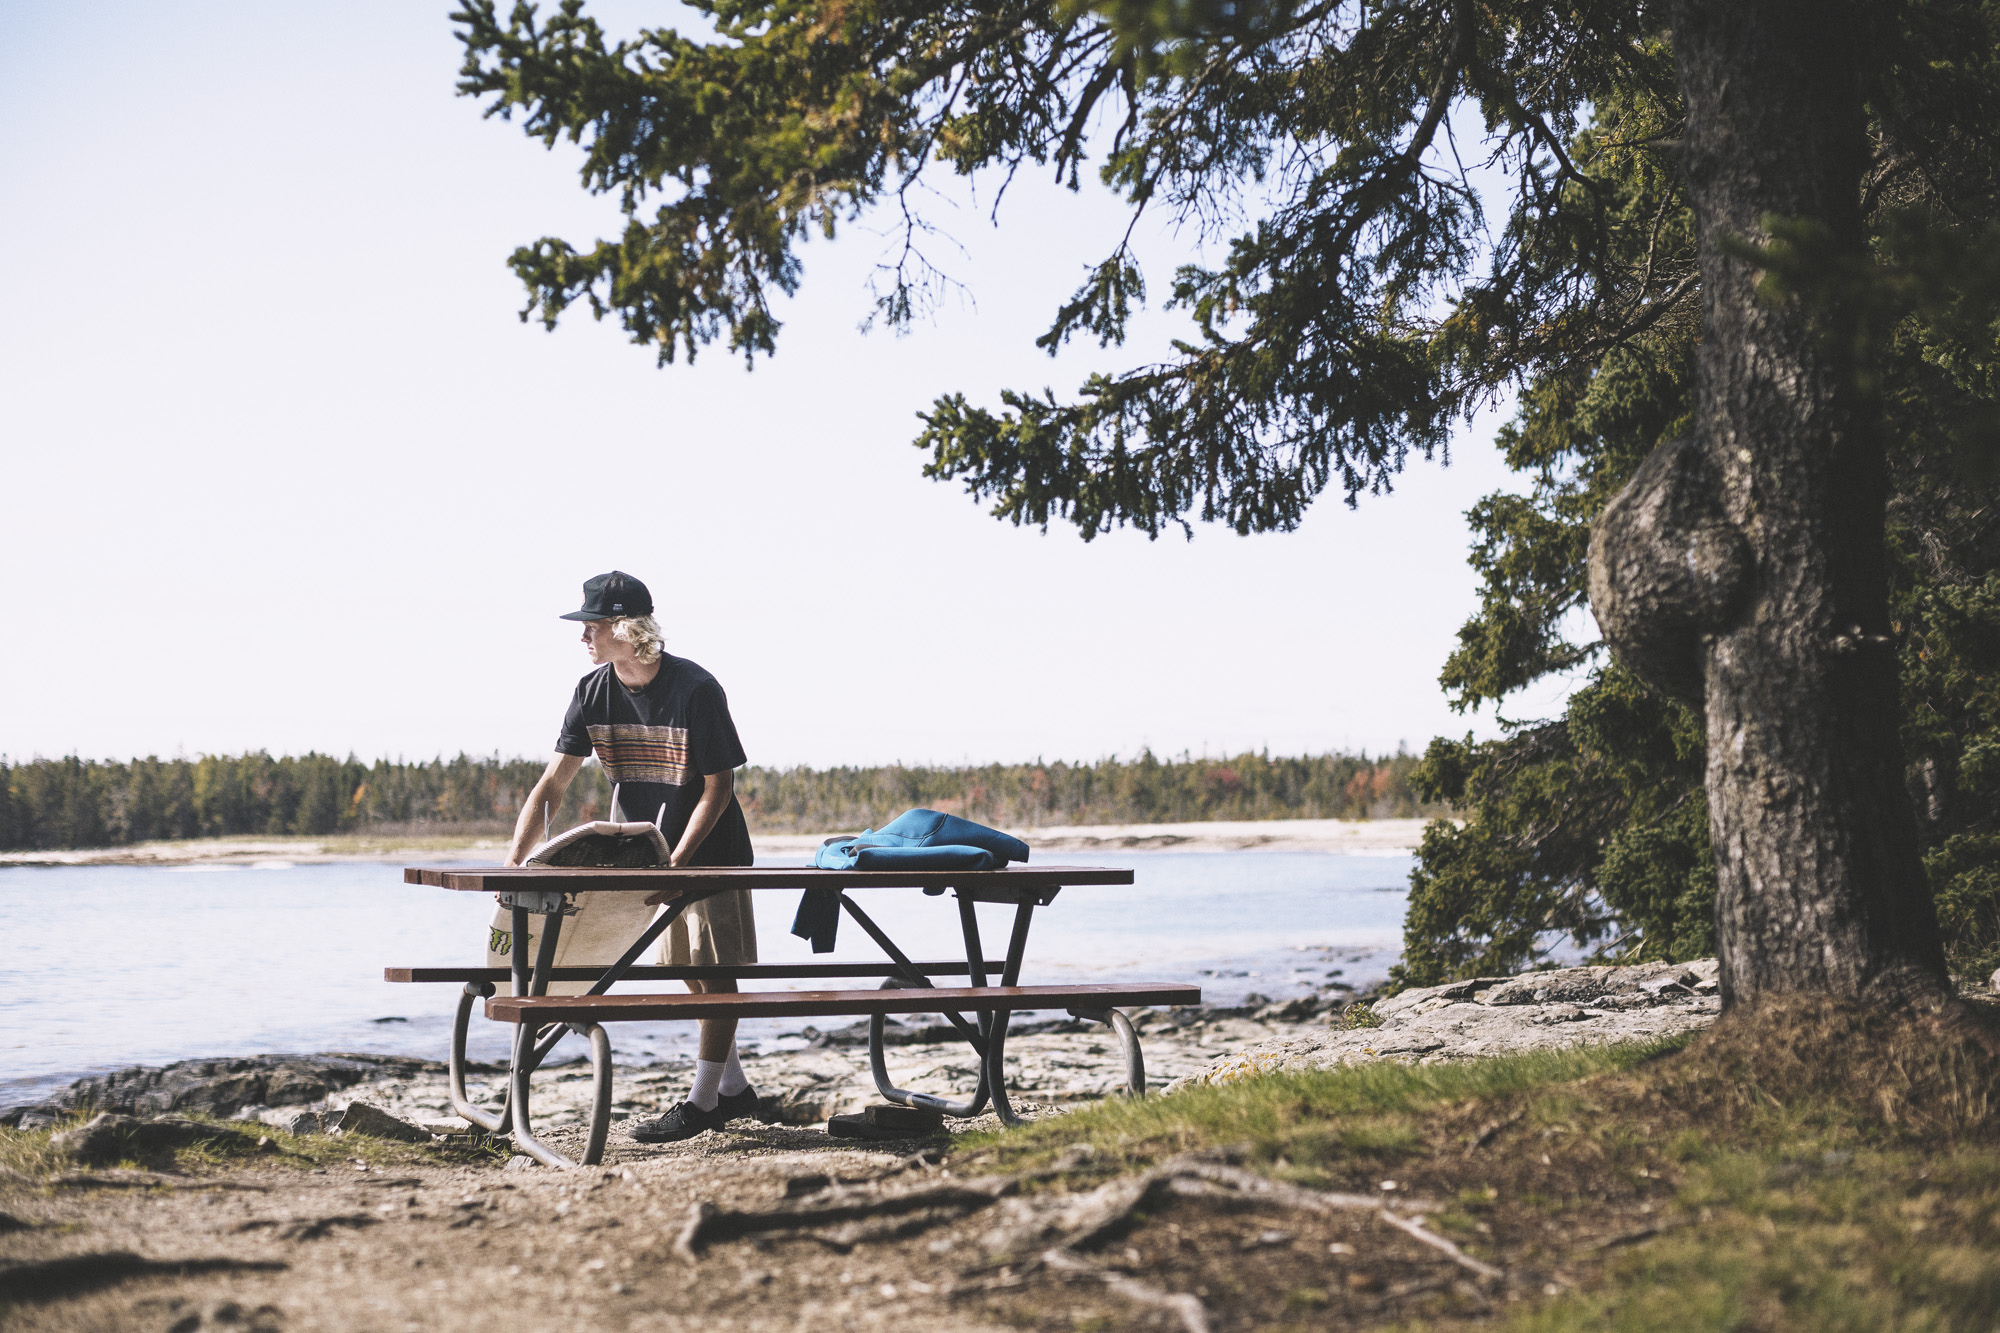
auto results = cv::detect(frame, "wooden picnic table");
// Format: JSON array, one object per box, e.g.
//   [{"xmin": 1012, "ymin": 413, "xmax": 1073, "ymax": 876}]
[{"xmin": 393, "ymin": 863, "xmax": 1198, "ymax": 1167}]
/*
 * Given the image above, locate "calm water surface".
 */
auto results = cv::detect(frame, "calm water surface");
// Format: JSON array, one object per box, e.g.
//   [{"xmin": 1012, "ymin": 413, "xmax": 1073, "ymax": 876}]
[{"xmin": 1, "ymin": 851, "xmax": 1411, "ymax": 1109}]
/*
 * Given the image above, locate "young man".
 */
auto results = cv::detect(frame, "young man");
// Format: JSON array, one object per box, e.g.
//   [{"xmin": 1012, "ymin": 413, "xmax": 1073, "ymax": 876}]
[{"xmin": 506, "ymin": 570, "xmax": 761, "ymax": 1142}]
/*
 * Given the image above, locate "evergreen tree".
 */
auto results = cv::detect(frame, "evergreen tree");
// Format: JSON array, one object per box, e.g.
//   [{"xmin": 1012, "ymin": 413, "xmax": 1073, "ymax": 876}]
[
  {"xmin": 1397, "ymin": 43, "xmax": 2000, "ymax": 988},
  {"xmin": 455, "ymin": 0, "xmax": 2000, "ymax": 1010}
]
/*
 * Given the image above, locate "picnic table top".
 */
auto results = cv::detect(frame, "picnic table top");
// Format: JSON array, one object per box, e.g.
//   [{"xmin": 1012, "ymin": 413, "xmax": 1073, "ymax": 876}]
[{"xmin": 403, "ymin": 864, "xmax": 1135, "ymax": 893}]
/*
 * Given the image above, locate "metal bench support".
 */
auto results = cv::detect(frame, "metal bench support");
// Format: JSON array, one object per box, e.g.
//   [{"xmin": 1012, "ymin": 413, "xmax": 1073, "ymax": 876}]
[{"xmin": 508, "ymin": 1018, "xmax": 614, "ymax": 1168}]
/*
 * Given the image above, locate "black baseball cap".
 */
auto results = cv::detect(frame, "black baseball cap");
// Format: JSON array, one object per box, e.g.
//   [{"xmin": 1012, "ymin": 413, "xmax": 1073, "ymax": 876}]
[{"xmin": 560, "ymin": 570, "xmax": 654, "ymax": 621}]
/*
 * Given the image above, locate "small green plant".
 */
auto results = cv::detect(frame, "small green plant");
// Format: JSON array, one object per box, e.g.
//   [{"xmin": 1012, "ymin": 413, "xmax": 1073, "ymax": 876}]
[{"xmin": 1336, "ymin": 1001, "xmax": 1385, "ymax": 1029}]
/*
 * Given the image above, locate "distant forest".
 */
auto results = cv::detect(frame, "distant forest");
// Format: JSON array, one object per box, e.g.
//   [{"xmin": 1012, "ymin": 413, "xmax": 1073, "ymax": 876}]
[{"xmin": 0, "ymin": 750, "xmax": 1439, "ymax": 851}]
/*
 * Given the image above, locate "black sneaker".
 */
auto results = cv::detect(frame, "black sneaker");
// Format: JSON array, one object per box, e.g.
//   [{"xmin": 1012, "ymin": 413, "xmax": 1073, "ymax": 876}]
[
  {"xmin": 718, "ymin": 1084, "xmax": 762, "ymax": 1122},
  {"xmin": 628, "ymin": 1099, "xmax": 731, "ymax": 1143}
]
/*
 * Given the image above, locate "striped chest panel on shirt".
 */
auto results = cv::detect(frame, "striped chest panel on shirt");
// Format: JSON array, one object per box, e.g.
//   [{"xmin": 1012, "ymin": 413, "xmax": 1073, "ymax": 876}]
[{"xmin": 586, "ymin": 723, "xmax": 692, "ymax": 786}]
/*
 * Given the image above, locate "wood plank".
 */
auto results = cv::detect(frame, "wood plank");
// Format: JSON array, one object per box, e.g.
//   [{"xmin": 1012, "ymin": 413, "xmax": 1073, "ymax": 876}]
[
  {"xmin": 485, "ymin": 983, "xmax": 1201, "ymax": 1024},
  {"xmin": 385, "ymin": 961, "xmax": 978, "ymax": 983},
  {"xmin": 404, "ymin": 865, "xmax": 1134, "ymax": 893}
]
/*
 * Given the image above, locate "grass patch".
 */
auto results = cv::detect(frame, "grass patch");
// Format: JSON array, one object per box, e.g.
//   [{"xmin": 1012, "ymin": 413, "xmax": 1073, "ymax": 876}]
[
  {"xmin": 0, "ymin": 1114, "xmax": 93, "ymax": 1182},
  {"xmin": 956, "ymin": 1000, "xmax": 2000, "ymax": 1332},
  {"xmin": 1498, "ymin": 1142, "xmax": 2000, "ymax": 1332},
  {"xmin": 959, "ymin": 1037, "xmax": 1692, "ymax": 1180},
  {"xmin": 0, "ymin": 1112, "xmax": 504, "ymax": 1185}
]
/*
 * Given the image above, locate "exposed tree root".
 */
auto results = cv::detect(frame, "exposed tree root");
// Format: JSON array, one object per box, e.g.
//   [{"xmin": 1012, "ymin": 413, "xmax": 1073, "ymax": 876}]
[
  {"xmin": 673, "ymin": 1147, "xmax": 1507, "ymax": 1328},
  {"xmin": 674, "ymin": 1180, "xmax": 1018, "ymax": 1261}
]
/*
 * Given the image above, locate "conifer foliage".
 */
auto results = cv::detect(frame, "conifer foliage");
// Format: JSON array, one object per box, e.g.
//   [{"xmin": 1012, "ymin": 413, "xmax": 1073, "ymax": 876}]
[{"xmin": 455, "ymin": 1, "xmax": 2000, "ymax": 1000}]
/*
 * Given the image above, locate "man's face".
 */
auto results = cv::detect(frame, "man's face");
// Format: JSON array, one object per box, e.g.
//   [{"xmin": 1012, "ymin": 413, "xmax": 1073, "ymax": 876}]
[{"xmin": 581, "ymin": 619, "xmax": 619, "ymax": 665}]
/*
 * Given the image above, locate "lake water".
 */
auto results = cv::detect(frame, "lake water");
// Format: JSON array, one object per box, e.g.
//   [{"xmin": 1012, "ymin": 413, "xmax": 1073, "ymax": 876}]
[{"xmin": 1, "ymin": 851, "xmax": 1412, "ymax": 1110}]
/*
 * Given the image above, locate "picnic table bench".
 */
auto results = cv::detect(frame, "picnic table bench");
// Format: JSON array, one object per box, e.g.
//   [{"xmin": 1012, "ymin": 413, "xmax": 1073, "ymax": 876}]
[{"xmin": 391, "ymin": 864, "xmax": 1200, "ymax": 1167}]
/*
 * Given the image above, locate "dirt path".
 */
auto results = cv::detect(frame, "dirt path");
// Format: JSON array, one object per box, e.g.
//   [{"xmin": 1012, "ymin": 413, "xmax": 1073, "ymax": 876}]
[
  {"xmin": 0, "ymin": 970, "xmax": 1732, "ymax": 1331},
  {"xmin": 0, "ymin": 1121, "xmax": 1028, "ymax": 1333}
]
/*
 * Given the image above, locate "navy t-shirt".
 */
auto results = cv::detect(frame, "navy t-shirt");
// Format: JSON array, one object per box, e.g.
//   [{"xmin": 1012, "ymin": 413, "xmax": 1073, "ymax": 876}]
[{"xmin": 555, "ymin": 656, "xmax": 754, "ymax": 866}]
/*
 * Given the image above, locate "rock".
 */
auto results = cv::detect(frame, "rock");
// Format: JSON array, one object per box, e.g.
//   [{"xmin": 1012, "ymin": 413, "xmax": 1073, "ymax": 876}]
[
  {"xmin": 0, "ymin": 1052, "xmax": 451, "ymax": 1127},
  {"xmin": 1169, "ymin": 959, "xmax": 1725, "ymax": 1091},
  {"xmin": 760, "ymin": 1087, "xmax": 837, "ymax": 1126},
  {"xmin": 1990, "ymin": 966, "xmax": 2000, "ymax": 996},
  {"xmin": 829, "ymin": 1110, "xmax": 936, "ymax": 1141},
  {"xmin": 502, "ymin": 1155, "xmax": 537, "ymax": 1172},
  {"xmin": 1255, "ymin": 995, "xmax": 1330, "ymax": 1023},
  {"xmin": 266, "ymin": 1110, "xmax": 324, "ymax": 1135},
  {"xmin": 331, "ymin": 1103, "xmax": 429, "ymax": 1143},
  {"xmin": 1432, "ymin": 977, "xmax": 1511, "ymax": 1002},
  {"xmin": 863, "ymin": 1102, "xmax": 944, "ymax": 1133},
  {"xmin": 49, "ymin": 1113, "xmax": 266, "ymax": 1166}
]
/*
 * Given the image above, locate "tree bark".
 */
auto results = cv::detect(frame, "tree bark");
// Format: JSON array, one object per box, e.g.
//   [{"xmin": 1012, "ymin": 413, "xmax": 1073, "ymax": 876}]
[{"xmin": 1589, "ymin": 0, "xmax": 1949, "ymax": 1005}]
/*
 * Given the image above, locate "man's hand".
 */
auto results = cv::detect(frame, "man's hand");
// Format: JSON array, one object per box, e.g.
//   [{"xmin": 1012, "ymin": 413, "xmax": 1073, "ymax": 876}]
[{"xmin": 643, "ymin": 886, "xmax": 684, "ymax": 906}]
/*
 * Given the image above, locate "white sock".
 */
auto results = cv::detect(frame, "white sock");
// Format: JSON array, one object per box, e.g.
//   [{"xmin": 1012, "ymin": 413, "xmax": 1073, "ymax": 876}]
[
  {"xmin": 689, "ymin": 1058, "xmax": 724, "ymax": 1111},
  {"xmin": 720, "ymin": 1045, "xmax": 750, "ymax": 1096}
]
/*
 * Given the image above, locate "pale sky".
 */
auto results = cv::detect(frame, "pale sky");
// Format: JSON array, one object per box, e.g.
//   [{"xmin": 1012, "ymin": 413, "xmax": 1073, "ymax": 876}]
[{"xmin": 0, "ymin": 1, "xmax": 1557, "ymax": 769}]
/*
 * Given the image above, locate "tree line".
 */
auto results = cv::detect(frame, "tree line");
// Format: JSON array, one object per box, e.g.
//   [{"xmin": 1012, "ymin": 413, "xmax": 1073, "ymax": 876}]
[{"xmin": 0, "ymin": 750, "xmax": 1436, "ymax": 851}]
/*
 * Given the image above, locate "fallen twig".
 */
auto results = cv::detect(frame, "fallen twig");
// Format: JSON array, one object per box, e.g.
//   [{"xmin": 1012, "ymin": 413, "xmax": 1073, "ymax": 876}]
[
  {"xmin": 1585, "ymin": 1217, "xmax": 1690, "ymax": 1252},
  {"xmin": 1469, "ymin": 1109, "xmax": 1526, "ymax": 1152},
  {"xmin": 1173, "ymin": 1160, "xmax": 1430, "ymax": 1214},
  {"xmin": 1374, "ymin": 1208, "xmax": 1505, "ymax": 1282}
]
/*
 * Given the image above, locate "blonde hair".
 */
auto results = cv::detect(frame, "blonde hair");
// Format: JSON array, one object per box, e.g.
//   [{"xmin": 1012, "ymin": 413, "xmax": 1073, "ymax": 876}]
[{"xmin": 610, "ymin": 614, "xmax": 665, "ymax": 665}]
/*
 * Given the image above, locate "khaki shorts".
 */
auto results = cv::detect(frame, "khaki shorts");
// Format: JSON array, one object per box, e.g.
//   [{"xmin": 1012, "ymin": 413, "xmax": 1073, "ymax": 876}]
[
  {"xmin": 485, "ymin": 888, "xmax": 758, "ymax": 994},
  {"xmin": 660, "ymin": 888, "xmax": 759, "ymax": 967}
]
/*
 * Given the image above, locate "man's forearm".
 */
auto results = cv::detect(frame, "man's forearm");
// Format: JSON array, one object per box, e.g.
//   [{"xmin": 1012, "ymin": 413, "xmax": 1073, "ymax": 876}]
[
  {"xmin": 672, "ymin": 782, "xmax": 731, "ymax": 866},
  {"xmin": 507, "ymin": 777, "xmax": 569, "ymax": 865}
]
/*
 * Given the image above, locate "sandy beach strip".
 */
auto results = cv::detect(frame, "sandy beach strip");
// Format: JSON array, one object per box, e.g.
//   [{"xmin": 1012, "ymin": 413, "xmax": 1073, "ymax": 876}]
[{"xmin": 0, "ymin": 817, "xmax": 1439, "ymax": 867}]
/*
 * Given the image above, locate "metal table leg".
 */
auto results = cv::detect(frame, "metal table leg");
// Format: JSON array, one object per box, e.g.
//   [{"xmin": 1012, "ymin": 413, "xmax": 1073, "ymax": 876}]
[
  {"xmin": 868, "ymin": 976, "xmax": 992, "ymax": 1117},
  {"xmin": 449, "ymin": 982, "xmax": 505, "ymax": 1133},
  {"xmin": 1070, "ymin": 1007, "xmax": 1147, "ymax": 1097},
  {"xmin": 580, "ymin": 1022, "xmax": 614, "ymax": 1165},
  {"xmin": 508, "ymin": 898, "xmax": 584, "ymax": 1166},
  {"xmin": 508, "ymin": 1016, "xmax": 614, "ymax": 1169},
  {"xmin": 979, "ymin": 899, "xmax": 1037, "ymax": 1125}
]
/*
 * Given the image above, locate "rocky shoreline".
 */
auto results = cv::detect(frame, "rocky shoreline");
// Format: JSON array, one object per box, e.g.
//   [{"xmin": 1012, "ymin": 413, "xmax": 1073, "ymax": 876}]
[{"xmin": 5, "ymin": 960, "xmax": 1725, "ymax": 1141}]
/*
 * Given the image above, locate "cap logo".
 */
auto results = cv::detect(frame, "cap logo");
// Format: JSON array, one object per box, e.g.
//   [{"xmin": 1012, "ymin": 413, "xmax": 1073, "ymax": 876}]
[{"xmin": 612, "ymin": 603, "xmax": 623, "ymax": 611}]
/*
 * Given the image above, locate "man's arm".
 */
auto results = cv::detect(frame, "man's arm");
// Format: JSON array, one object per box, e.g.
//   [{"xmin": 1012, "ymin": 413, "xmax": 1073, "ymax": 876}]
[
  {"xmin": 505, "ymin": 753, "xmax": 587, "ymax": 866},
  {"xmin": 671, "ymin": 768, "xmax": 735, "ymax": 867}
]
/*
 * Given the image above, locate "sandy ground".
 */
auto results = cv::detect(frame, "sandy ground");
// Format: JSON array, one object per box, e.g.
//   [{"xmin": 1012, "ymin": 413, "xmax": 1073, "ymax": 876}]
[
  {"xmin": 0, "ymin": 1015, "xmax": 1312, "ymax": 1333},
  {"xmin": 0, "ymin": 819, "xmax": 1438, "ymax": 868},
  {"xmin": 0, "ymin": 973, "xmax": 1726, "ymax": 1332},
  {"xmin": 0, "ymin": 1125, "xmax": 1026, "ymax": 1333}
]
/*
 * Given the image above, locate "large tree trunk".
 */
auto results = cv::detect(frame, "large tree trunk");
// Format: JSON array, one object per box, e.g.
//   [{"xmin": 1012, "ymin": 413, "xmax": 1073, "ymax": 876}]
[{"xmin": 1587, "ymin": 0, "xmax": 1949, "ymax": 1006}]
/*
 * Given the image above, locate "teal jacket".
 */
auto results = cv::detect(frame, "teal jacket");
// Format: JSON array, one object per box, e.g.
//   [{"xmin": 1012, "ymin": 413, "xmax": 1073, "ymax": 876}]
[{"xmin": 792, "ymin": 809, "xmax": 1031, "ymax": 951}]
